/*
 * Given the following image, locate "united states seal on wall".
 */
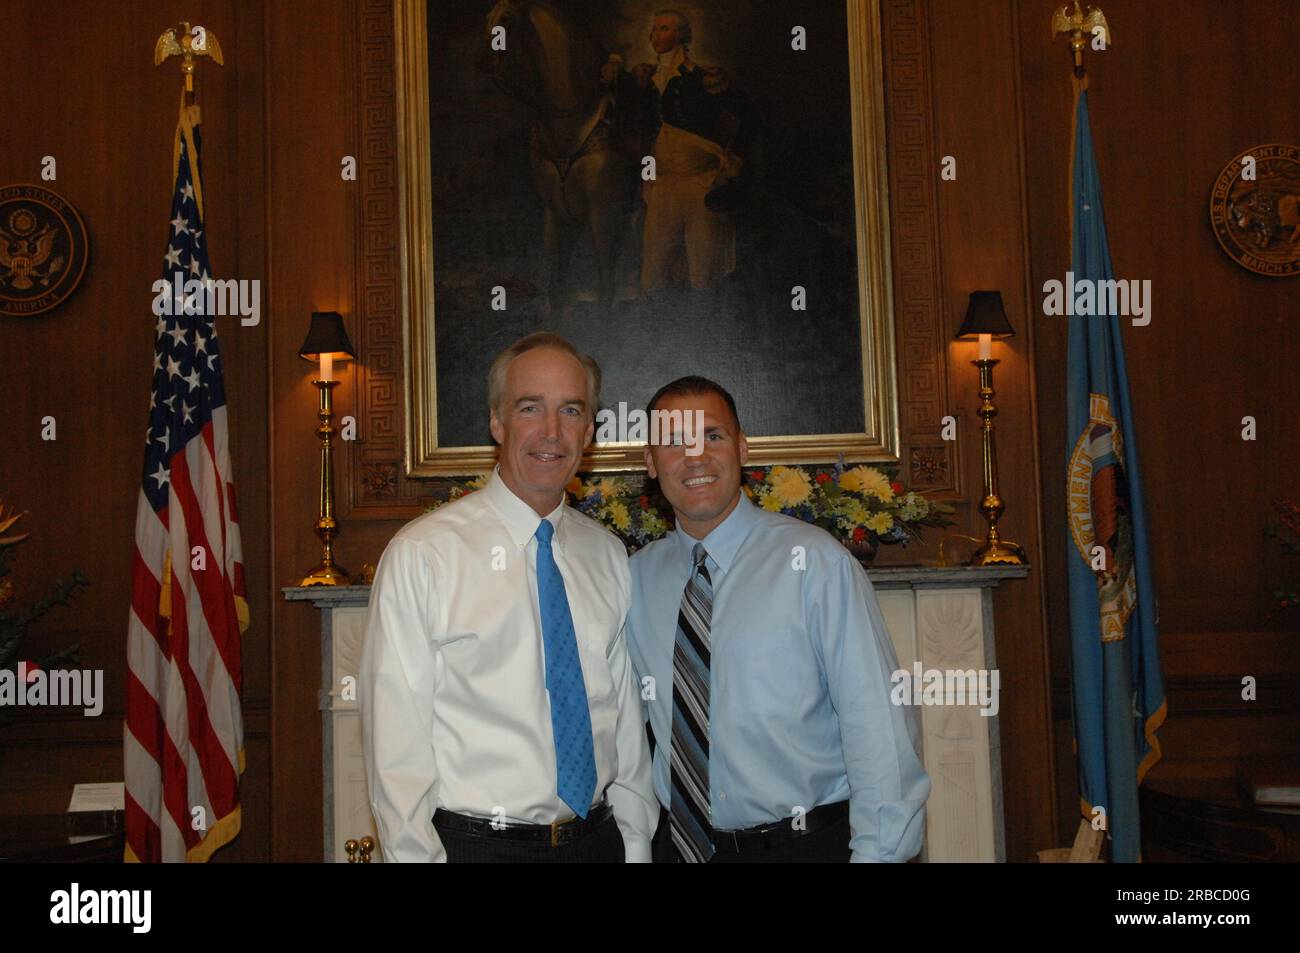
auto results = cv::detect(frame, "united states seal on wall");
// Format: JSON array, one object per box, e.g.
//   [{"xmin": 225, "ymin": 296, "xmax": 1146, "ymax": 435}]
[
  {"xmin": 0, "ymin": 184, "xmax": 90, "ymax": 316},
  {"xmin": 1209, "ymin": 144, "xmax": 1300, "ymax": 278}
]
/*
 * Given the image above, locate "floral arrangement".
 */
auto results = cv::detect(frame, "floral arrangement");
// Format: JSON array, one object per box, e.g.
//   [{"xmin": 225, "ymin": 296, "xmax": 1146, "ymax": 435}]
[
  {"xmin": 1263, "ymin": 497, "xmax": 1300, "ymax": 621},
  {"xmin": 425, "ymin": 473, "xmax": 668, "ymax": 553},
  {"xmin": 427, "ymin": 461, "xmax": 951, "ymax": 557},
  {"xmin": 743, "ymin": 460, "xmax": 955, "ymax": 551},
  {"xmin": 565, "ymin": 475, "xmax": 669, "ymax": 552}
]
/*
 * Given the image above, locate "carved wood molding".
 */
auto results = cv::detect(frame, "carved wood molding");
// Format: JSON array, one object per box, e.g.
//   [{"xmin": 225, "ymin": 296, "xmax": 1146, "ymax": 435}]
[
  {"xmin": 880, "ymin": 0, "xmax": 959, "ymax": 496},
  {"xmin": 345, "ymin": 0, "xmax": 959, "ymax": 518},
  {"xmin": 347, "ymin": 0, "xmax": 442, "ymax": 519}
]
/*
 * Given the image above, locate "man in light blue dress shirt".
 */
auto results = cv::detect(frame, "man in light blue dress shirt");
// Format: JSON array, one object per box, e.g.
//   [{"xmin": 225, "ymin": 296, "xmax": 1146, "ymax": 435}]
[{"xmin": 627, "ymin": 376, "xmax": 930, "ymax": 862}]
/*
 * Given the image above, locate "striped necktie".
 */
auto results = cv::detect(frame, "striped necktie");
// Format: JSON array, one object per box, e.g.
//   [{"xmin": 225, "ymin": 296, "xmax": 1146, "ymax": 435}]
[{"xmin": 670, "ymin": 542, "xmax": 715, "ymax": 862}]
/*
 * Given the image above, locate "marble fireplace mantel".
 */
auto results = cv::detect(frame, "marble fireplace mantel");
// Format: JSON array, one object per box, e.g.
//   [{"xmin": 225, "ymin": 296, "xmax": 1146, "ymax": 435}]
[{"xmin": 286, "ymin": 563, "xmax": 1029, "ymax": 862}]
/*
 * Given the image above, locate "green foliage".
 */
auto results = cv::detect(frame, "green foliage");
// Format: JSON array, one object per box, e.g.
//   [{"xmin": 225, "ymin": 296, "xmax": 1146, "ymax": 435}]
[{"xmin": 0, "ymin": 504, "xmax": 87, "ymax": 731}]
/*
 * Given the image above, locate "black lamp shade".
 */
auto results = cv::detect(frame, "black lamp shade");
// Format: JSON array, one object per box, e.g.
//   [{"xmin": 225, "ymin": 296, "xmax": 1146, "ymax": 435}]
[
  {"xmin": 955, "ymin": 291, "xmax": 1015, "ymax": 340},
  {"xmin": 298, "ymin": 311, "xmax": 356, "ymax": 361}
]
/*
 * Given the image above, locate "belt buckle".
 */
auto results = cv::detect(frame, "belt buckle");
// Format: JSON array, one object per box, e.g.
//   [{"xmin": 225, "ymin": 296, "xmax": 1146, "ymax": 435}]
[
  {"xmin": 550, "ymin": 814, "xmax": 573, "ymax": 848},
  {"xmin": 551, "ymin": 800, "xmax": 602, "ymax": 847}
]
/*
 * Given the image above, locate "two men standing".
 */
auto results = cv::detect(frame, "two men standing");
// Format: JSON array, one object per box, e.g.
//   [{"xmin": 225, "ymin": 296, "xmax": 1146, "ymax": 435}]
[{"xmin": 360, "ymin": 333, "xmax": 928, "ymax": 862}]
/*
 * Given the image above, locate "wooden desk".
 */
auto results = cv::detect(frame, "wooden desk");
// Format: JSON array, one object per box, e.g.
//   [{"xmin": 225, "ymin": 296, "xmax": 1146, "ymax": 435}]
[
  {"xmin": 0, "ymin": 810, "xmax": 125, "ymax": 863},
  {"xmin": 1141, "ymin": 776, "xmax": 1300, "ymax": 862}
]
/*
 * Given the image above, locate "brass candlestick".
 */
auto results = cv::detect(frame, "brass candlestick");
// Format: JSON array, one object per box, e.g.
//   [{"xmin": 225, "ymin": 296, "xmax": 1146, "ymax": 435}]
[
  {"xmin": 301, "ymin": 378, "xmax": 349, "ymax": 586},
  {"xmin": 297, "ymin": 311, "xmax": 356, "ymax": 586},
  {"xmin": 971, "ymin": 358, "xmax": 1026, "ymax": 566},
  {"xmin": 956, "ymin": 292, "xmax": 1026, "ymax": 566}
]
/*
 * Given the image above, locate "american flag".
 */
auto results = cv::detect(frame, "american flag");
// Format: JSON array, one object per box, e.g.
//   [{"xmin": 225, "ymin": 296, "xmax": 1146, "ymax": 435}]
[{"xmin": 125, "ymin": 98, "xmax": 248, "ymax": 862}]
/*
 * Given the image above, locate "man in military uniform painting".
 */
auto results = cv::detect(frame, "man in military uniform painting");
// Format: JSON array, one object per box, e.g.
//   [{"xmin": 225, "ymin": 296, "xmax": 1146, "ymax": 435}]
[{"xmin": 630, "ymin": 9, "xmax": 754, "ymax": 293}]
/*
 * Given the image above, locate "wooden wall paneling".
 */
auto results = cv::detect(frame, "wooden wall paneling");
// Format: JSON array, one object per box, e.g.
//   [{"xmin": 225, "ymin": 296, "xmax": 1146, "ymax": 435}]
[
  {"xmin": 0, "ymin": 0, "xmax": 272, "ymax": 860},
  {"xmin": 880, "ymin": 0, "xmax": 1058, "ymax": 860},
  {"xmin": 265, "ymin": 0, "xmax": 359, "ymax": 861},
  {"xmin": 1017, "ymin": 0, "xmax": 1300, "ymax": 838}
]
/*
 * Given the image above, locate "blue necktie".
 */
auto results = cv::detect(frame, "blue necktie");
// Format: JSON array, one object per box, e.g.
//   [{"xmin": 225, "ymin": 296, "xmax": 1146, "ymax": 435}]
[{"xmin": 535, "ymin": 518, "xmax": 598, "ymax": 817}]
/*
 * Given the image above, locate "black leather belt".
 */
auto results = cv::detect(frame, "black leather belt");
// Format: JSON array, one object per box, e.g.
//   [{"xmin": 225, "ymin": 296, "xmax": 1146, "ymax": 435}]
[
  {"xmin": 434, "ymin": 799, "xmax": 612, "ymax": 848},
  {"xmin": 711, "ymin": 800, "xmax": 849, "ymax": 853}
]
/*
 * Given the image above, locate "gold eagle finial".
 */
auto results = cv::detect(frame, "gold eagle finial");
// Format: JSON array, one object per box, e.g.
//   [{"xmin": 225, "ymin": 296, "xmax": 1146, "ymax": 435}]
[
  {"xmin": 1052, "ymin": 2, "xmax": 1111, "ymax": 77},
  {"xmin": 154, "ymin": 22, "xmax": 224, "ymax": 95}
]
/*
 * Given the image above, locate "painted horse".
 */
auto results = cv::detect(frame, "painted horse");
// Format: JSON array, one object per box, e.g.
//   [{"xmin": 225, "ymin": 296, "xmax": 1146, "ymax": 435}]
[{"xmin": 483, "ymin": 0, "xmax": 636, "ymax": 313}]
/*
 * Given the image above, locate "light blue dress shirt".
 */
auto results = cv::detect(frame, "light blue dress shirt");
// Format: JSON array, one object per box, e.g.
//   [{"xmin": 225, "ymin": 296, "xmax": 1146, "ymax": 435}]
[{"xmin": 627, "ymin": 493, "xmax": 931, "ymax": 862}]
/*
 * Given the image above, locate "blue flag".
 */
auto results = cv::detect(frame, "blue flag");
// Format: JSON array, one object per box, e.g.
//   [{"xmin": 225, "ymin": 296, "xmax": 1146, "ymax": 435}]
[{"xmin": 1065, "ymin": 84, "xmax": 1166, "ymax": 863}]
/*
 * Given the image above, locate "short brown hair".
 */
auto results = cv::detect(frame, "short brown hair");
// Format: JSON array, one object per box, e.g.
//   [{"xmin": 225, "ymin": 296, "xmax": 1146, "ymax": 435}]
[
  {"xmin": 487, "ymin": 332, "xmax": 602, "ymax": 419},
  {"xmin": 646, "ymin": 375, "xmax": 741, "ymax": 431}
]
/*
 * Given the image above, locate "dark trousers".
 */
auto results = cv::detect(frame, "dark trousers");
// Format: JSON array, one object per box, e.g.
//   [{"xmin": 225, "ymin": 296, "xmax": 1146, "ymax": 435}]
[
  {"xmin": 435, "ymin": 812, "xmax": 625, "ymax": 863},
  {"xmin": 651, "ymin": 808, "xmax": 852, "ymax": 863}
]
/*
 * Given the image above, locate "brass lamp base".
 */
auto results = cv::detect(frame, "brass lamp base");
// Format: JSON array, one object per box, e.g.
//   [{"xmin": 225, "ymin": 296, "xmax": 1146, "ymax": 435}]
[
  {"xmin": 970, "ymin": 538, "xmax": 1028, "ymax": 566},
  {"xmin": 300, "ymin": 563, "xmax": 351, "ymax": 587},
  {"xmin": 300, "ymin": 378, "xmax": 347, "ymax": 588},
  {"xmin": 966, "ymin": 358, "xmax": 1029, "ymax": 568}
]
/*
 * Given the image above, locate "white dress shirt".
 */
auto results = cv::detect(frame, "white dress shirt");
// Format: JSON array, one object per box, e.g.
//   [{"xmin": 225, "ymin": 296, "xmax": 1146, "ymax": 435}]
[{"xmin": 359, "ymin": 467, "xmax": 658, "ymax": 862}]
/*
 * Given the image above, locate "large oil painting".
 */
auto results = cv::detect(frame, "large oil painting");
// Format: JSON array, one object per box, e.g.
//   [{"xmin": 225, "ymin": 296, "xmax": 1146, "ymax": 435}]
[{"xmin": 396, "ymin": 0, "xmax": 897, "ymax": 473}]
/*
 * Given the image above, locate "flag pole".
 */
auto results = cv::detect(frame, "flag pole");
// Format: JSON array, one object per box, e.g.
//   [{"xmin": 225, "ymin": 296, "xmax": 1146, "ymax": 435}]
[{"xmin": 128, "ymin": 20, "xmax": 245, "ymax": 863}]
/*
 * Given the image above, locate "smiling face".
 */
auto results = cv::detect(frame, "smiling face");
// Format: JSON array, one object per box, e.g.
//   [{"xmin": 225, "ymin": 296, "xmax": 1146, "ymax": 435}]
[
  {"xmin": 649, "ymin": 14, "xmax": 682, "ymax": 55},
  {"xmin": 489, "ymin": 347, "xmax": 594, "ymax": 516},
  {"xmin": 645, "ymin": 390, "xmax": 748, "ymax": 540}
]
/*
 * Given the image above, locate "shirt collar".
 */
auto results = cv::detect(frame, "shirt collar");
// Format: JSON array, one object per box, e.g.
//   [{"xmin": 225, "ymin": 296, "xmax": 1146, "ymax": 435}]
[
  {"xmin": 482, "ymin": 466, "xmax": 567, "ymax": 549},
  {"xmin": 671, "ymin": 490, "xmax": 759, "ymax": 575},
  {"xmin": 653, "ymin": 46, "xmax": 687, "ymax": 93}
]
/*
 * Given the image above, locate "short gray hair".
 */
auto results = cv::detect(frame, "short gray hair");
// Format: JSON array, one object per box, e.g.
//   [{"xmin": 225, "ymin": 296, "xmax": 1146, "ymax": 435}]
[
  {"xmin": 655, "ymin": 9, "xmax": 692, "ymax": 46},
  {"xmin": 487, "ymin": 332, "xmax": 602, "ymax": 419}
]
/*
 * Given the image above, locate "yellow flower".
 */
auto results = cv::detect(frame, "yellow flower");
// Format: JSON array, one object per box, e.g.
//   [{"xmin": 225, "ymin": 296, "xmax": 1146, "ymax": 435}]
[
  {"xmin": 760, "ymin": 492, "xmax": 785, "ymax": 512},
  {"xmin": 768, "ymin": 466, "xmax": 813, "ymax": 507},
  {"xmin": 866, "ymin": 512, "xmax": 894, "ymax": 535},
  {"xmin": 642, "ymin": 512, "xmax": 668, "ymax": 538},
  {"xmin": 843, "ymin": 499, "xmax": 871, "ymax": 527},
  {"xmin": 840, "ymin": 465, "xmax": 894, "ymax": 502},
  {"xmin": 594, "ymin": 477, "xmax": 623, "ymax": 501},
  {"xmin": 607, "ymin": 500, "xmax": 631, "ymax": 531}
]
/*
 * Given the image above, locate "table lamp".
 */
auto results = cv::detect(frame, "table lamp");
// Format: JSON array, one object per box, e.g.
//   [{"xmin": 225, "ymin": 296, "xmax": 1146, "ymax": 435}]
[
  {"xmin": 298, "ymin": 311, "xmax": 356, "ymax": 586},
  {"xmin": 955, "ymin": 291, "xmax": 1026, "ymax": 566}
]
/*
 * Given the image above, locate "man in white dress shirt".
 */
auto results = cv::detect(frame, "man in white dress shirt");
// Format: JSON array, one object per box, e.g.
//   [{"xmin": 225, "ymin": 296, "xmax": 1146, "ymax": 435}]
[{"xmin": 359, "ymin": 332, "xmax": 658, "ymax": 862}]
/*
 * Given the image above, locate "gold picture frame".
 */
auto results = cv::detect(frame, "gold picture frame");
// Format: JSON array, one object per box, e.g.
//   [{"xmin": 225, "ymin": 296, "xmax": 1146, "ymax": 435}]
[{"xmin": 396, "ymin": 0, "xmax": 898, "ymax": 475}]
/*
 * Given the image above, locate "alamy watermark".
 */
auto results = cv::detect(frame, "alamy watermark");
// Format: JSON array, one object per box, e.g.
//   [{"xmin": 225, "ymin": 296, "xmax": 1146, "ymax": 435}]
[
  {"xmin": 50, "ymin": 883, "xmax": 151, "ymax": 933},
  {"xmin": 1041, "ymin": 271, "xmax": 1151, "ymax": 326},
  {"xmin": 151, "ymin": 271, "xmax": 260, "ymax": 326},
  {"xmin": 890, "ymin": 663, "xmax": 1000, "ymax": 717},
  {"xmin": 594, "ymin": 402, "xmax": 705, "ymax": 455},
  {"xmin": 0, "ymin": 662, "xmax": 103, "ymax": 716}
]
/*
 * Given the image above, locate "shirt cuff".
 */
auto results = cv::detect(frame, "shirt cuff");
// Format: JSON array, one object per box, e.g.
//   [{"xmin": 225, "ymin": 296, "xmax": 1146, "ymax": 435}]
[{"xmin": 622, "ymin": 837, "xmax": 652, "ymax": 863}]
